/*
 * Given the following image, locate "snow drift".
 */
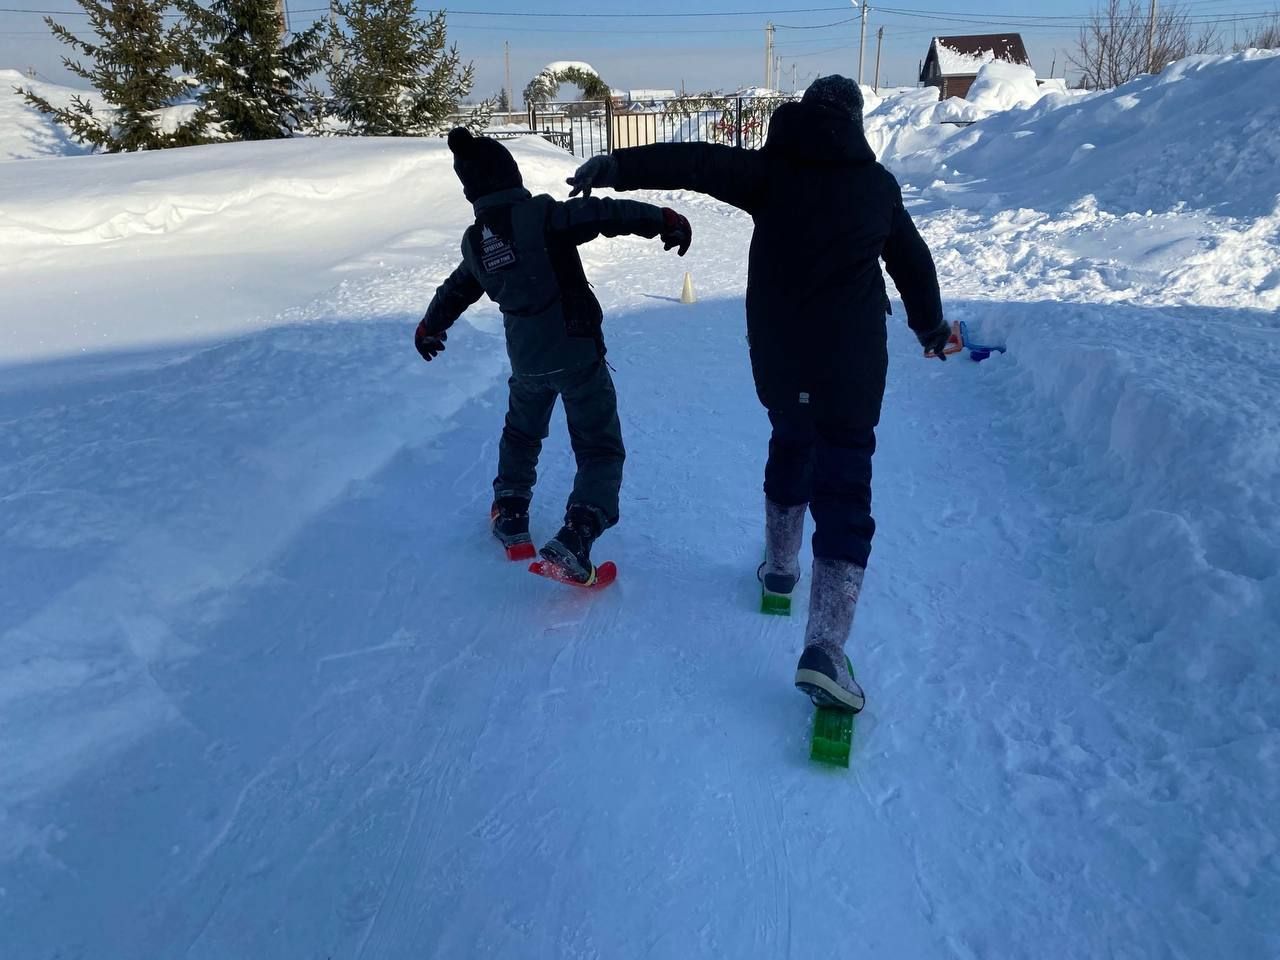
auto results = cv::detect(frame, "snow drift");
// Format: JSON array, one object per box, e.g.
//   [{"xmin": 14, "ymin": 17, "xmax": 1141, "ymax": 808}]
[
  {"xmin": 0, "ymin": 68, "xmax": 103, "ymax": 161},
  {"xmin": 884, "ymin": 50, "xmax": 1280, "ymax": 219}
]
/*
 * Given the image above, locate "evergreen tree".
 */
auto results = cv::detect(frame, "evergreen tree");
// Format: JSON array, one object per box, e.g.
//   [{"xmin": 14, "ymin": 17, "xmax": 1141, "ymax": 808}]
[
  {"xmin": 523, "ymin": 70, "xmax": 558, "ymax": 109},
  {"xmin": 522, "ymin": 65, "xmax": 610, "ymax": 109},
  {"xmin": 19, "ymin": 0, "xmax": 205, "ymax": 152},
  {"xmin": 325, "ymin": 1, "xmax": 490, "ymax": 136},
  {"xmin": 177, "ymin": 0, "xmax": 325, "ymax": 141}
]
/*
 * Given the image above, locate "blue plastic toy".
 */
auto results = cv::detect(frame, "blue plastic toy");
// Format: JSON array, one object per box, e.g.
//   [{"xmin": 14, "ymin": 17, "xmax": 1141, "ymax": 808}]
[{"xmin": 958, "ymin": 321, "xmax": 1007, "ymax": 362}]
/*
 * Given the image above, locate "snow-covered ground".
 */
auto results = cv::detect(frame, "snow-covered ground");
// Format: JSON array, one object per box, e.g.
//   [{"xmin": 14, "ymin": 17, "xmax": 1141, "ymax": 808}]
[
  {"xmin": 0, "ymin": 69, "xmax": 103, "ymax": 161},
  {"xmin": 2, "ymin": 53, "xmax": 1277, "ymax": 959}
]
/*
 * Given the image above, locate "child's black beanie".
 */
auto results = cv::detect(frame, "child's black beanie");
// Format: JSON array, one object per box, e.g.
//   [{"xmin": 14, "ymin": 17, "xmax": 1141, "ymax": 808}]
[{"xmin": 448, "ymin": 127, "xmax": 524, "ymax": 203}]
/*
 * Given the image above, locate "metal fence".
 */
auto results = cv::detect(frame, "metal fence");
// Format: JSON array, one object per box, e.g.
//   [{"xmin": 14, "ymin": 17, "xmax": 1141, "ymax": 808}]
[{"xmin": 525, "ymin": 96, "xmax": 798, "ymax": 159}]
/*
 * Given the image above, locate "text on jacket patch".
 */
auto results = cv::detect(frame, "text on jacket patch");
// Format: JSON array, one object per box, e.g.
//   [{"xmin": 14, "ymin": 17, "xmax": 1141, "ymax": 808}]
[{"xmin": 480, "ymin": 225, "xmax": 517, "ymax": 272}]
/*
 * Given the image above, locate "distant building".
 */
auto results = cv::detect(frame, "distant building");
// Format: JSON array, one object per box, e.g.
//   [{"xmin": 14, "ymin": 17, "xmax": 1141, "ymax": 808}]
[
  {"xmin": 619, "ymin": 89, "xmax": 679, "ymax": 103},
  {"xmin": 920, "ymin": 34, "xmax": 1032, "ymax": 100}
]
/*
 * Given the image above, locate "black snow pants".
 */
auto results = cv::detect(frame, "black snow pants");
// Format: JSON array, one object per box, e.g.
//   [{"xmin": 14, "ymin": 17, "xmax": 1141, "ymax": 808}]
[
  {"xmin": 493, "ymin": 360, "xmax": 625, "ymax": 527},
  {"xmin": 763, "ymin": 408, "xmax": 877, "ymax": 568}
]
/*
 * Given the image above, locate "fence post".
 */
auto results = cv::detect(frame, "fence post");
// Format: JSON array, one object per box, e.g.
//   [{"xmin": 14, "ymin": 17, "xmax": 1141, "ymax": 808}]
[
  {"xmin": 605, "ymin": 98, "xmax": 614, "ymax": 154},
  {"xmin": 528, "ymin": 103, "xmax": 536, "ymax": 131},
  {"xmin": 735, "ymin": 98, "xmax": 743, "ymax": 148}
]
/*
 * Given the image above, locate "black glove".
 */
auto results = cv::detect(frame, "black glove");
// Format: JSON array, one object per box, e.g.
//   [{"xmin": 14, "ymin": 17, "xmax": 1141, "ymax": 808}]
[
  {"xmin": 415, "ymin": 320, "xmax": 447, "ymax": 362},
  {"xmin": 917, "ymin": 321, "xmax": 954, "ymax": 361},
  {"xmin": 660, "ymin": 208, "xmax": 692, "ymax": 257},
  {"xmin": 566, "ymin": 155, "xmax": 619, "ymax": 198}
]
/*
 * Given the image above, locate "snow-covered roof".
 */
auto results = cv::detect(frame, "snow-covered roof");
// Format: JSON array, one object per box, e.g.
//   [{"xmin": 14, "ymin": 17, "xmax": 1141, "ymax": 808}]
[
  {"xmin": 622, "ymin": 89, "xmax": 679, "ymax": 102},
  {"xmin": 937, "ymin": 43, "xmax": 998, "ymax": 75},
  {"xmin": 927, "ymin": 34, "xmax": 1031, "ymax": 78}
]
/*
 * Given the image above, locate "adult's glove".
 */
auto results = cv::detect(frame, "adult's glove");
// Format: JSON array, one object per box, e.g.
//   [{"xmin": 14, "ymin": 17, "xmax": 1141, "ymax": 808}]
[
  {"xmin": 415, "ymin": 320, "xmax": 447, "ymax": 362},
  {"xmin": 566, "ymin": 155, "xmax": 619, "ymax": 198},
  {"xmin": 660, "ymin": 208, "xmax": 692, "ymax": 257},
  {"xmin": 917, "ymin": 320, "xmax": 954, "ymax": 361}
]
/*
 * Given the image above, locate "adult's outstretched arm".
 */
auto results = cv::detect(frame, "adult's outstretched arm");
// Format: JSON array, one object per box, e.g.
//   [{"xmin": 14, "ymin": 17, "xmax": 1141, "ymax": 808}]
[{"xmin": 611, "ymin": 143, "xmax": 766, "ymax": 215}]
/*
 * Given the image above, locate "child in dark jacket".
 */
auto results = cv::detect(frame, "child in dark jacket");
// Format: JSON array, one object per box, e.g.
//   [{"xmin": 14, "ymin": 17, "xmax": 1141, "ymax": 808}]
[
  {"xmin": 567, "ymin": 77, "xmax": 949, "ymax": 709},
  {"xmin": 415, "ymin": 128, "xmax": 692, "ymax": 584}
]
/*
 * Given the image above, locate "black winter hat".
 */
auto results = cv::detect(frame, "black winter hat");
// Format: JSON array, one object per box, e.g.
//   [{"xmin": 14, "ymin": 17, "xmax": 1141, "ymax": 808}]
[
  {"xmin": 447, "ymin": 127, "xmax": 523, "ymax": 203},
  {"xmin": 802, "ymin": 75, "xmax": 865, "ymax": 129}
]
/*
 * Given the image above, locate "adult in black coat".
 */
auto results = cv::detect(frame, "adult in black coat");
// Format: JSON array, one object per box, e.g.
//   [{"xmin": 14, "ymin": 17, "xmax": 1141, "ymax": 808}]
[{"xmin": 567, "ymin": 76, "xmax": 951, "ymax": 712}]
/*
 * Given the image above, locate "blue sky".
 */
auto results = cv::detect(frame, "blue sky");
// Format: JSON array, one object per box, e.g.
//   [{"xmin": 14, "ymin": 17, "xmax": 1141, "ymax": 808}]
[{"xmin": 4, "ymin": 1, "xmax": 1278, "ymax": 97}]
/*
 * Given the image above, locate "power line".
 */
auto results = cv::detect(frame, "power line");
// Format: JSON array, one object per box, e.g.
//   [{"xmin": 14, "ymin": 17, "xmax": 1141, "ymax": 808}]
[
  {"xmin": 5, "ymin": 1, "xmax": 1274, "ymax": 40},
  {"xmin": 877, "ymin": 5, "xmax": 1279, "ymax": 25},
  {"xmin": 445, "ymin": 23, "xmax": 768, "ymax": 35},
  {"xmin": 781, "ymin": 43, "xmax": 857, "ymax": 59},
  {"xmin": 4, "ymin": 0, "xmax": 1276, "ymax": 18},
  {"xmin": 288, "ymin": 5, "xmax": 854, "ymax": 17},
  {"xmin": 774, "ymin": 16, "xmax": 858, "ymax": 29}
]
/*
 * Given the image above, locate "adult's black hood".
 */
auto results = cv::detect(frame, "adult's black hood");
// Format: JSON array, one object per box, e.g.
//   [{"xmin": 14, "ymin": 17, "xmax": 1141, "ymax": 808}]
[{"xmin": 763, "ymin": 100, "xmax": 876, "ymax": 167}]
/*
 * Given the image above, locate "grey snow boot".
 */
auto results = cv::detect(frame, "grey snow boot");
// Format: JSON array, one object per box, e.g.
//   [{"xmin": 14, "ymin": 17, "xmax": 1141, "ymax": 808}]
[
  {"xmin": 757, "ymin": 499, "xmax": 806, "ymax": 596},
  {"xmin": 794, "ymin": 558, "xmax": 867, "ymax": 713}
]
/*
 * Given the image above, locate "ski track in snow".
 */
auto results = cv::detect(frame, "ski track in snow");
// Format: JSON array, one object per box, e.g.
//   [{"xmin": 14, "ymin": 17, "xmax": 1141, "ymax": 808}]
[{"xmin": 2, "ymin": 109, "xmax": 1278, "ymax": 956}]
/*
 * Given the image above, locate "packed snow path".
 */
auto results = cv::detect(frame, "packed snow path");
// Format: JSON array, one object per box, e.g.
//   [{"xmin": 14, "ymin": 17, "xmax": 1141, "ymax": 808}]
[
  {"xmin": 3, "ymin": 95, "xmax": 1278, "ymax": 955},
  {"xmin": 5, "ymin": 272, "xmax": 1271, "ymax": 957}
]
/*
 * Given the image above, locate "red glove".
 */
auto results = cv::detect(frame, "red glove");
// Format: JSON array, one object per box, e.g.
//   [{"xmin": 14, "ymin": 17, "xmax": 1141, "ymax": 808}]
[
  {"xmin": 660, "ymin": 208, "xmax": 692, "ymax": 257},
  {"xmin": 415, "ymin": 320, "xmax": 447, "ymax": 362}
]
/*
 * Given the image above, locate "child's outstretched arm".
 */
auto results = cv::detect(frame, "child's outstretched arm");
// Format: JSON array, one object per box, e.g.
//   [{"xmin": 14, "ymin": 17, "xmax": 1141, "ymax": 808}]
[
  {"xmin": 415, "ymin": 261, "xmax": 484, "ymax": 363},
  {"xmin": 548, "ymin": 197, "xmax": 691, "ymax": 256}
]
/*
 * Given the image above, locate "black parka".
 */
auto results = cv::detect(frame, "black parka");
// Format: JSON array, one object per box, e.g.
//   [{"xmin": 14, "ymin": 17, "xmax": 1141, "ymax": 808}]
[
  {"xmin": 424, "ymin": 187, "xmax": 669, "ymax": 377},
  {"xmin": 611, "ymin": 100, "xmax": 944, "ymax": 426}
]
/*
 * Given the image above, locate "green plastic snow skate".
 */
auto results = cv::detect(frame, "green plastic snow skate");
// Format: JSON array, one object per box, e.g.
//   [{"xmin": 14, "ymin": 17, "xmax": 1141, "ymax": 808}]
[
  {"xmin": 807, "ymin": 655, "xmax": 857, "ymax": 768},
  {"xmin": 761, "ymin": 588, "xmax": 792, "ymax": 616},
  {"xmin": 810, "ymin": 707, "xmax": 854, "ymax": 767},
  {"xmin": 758, "ymin": 557, "xmax": 796, "ymax": 616}
]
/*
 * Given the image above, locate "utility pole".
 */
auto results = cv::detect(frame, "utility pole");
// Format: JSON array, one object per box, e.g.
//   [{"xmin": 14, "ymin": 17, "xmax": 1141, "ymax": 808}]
[
  {"xmin": 275, "ymin": 0, "xmax": 288, "ymax": 39},
  {"xmin": 857, "ymin": 1, "xmax": 869, "ymax": 85},
  {"xmin": 504, "ymin": 41, "xmax": 512, "ymax": 116},
  {"xmin": 328, "ymin": 0, "xmax": 342, "ymax": 66},
  {"xmin": 873, "ymin": 25, "xmax": 884, "ymax": 92},
  {"xmin": 765, "ymin": 22, "xmax": 775, "ymax": 90},
  {"xmin": 792, "ymin": 62, "xmax": 797, "ymax": 94},
  {"xmin": 1146, "ymin": 0, "xmax": 1159, "ymax": 73}
]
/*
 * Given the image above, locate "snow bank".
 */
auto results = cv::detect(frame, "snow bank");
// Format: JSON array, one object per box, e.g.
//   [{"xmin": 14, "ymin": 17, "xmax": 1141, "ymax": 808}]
[
  {"xmin": 912, "ymin": 50, "xmax": 1280, "ymax": 218},
  {"xmin": 899, "ymin": 54, "xmax": 1280, "ymax": 808},
  {"xmin": 863, "ymin": 67, "xmax": 1083, "ymax": 177},
  {"xmin": 0, "ymin": 69, "xmax": 210, "ymax": 161},
  {"xmin": 965, "ymin": 61, "xmax": 1042, "ymax": 112},
  {"xmin": 863, "ymin": 86, "xmax": 974, "ymax": 176},
  {"xmin": 967, "ymin": 299, "xmax": 1279, "ymax": 762},
  {"xmin": 0, "ymin": 134, "xmax": 575, "ymax": 362},
  {"xmin": 0, "ymin": 69, "xmax": 102, "ymax": 161},
  {"xmin": 0, "ymin": 137, "xmax": 446, "ymax": 252}
]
